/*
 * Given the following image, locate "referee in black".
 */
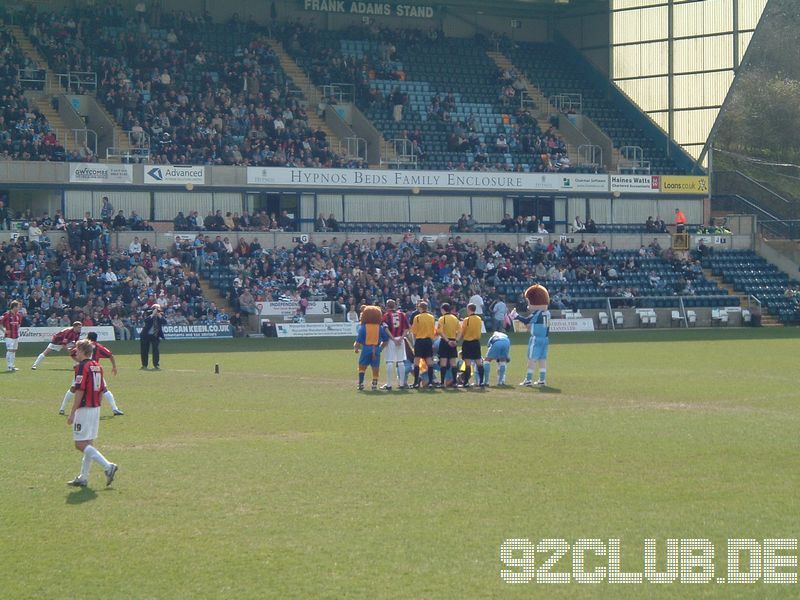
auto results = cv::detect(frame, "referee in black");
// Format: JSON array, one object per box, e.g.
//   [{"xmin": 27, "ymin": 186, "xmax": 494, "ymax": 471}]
[{"xmin": 140, "ymin": 305, "xmax": 166, "ymax": 370}]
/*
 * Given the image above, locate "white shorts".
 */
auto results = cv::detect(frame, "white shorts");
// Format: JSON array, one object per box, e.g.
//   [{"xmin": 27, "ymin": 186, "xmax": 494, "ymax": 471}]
[
  {"xmin": 72, "ymin": 406, "xmax": 101, "ymax": 442},
  {"xmin": 46, "ymin": 343, "xmax": 65, "ymax": 352},
  {"xmin": 5, "ymin": 338, "xmax": 18, "ymax": 351},
  {"xmin": 384, "ymin": 338, "xmax": 406, "ymax": 363}
]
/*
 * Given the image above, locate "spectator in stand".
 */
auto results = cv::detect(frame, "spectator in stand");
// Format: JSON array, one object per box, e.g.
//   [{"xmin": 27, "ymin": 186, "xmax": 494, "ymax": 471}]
[
  {"xmin": 315, "ymin": 213, "xmax": 328, "ymax": 232},
  {"xmin": 174, "ymin": 211, "xmax": 188, "ymax": 231},
  {"xmin": 278, "ymin": 210, "xmax": 294, "ymax": 231},
  {"xmin": 572, "ymin": 216, "xmax": 585, "ymax": 233},
  {"xmin": 100, "ymin": 196, "xmax": 114, "ymax": 225},
  {"xmin": 128, "ymin": 210, "xmax": 144, "ymax": 230},
  {"xmin": 501, "ymin": 214, "xmax": 516, "ymax": 233},
  {"xmin": 674, "ymin": 209, "xmax": 687, "ymax": 233},
  {"xmin": 0, "ymin": 200, "xmax": 9, "ymax": 230},
  {"xmin": 112, "ymin": 210, "xmax": 127, "ymax": 231},
  {"xmin": 326, "ymin": 213, "xmax": 339, "ymax": 232}
]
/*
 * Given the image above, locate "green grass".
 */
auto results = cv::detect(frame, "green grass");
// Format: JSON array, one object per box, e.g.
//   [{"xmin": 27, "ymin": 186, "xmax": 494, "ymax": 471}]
[{"xmin": 1, "ymin": 329, "xmax": 799, "ymax": 598}]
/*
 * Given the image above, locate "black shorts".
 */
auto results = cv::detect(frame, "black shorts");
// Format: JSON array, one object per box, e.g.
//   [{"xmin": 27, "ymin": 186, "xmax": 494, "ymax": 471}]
[
  {"xmin": 438, "ymin": 340, "xmax": 457, "ymax": 359},
  {"xmin": 414, "ymin": 338, "xmax": 433, "ymax": 359},
  {"xmin": 461, "ymin": 339, "xmax": 482, "ymax": 360}
]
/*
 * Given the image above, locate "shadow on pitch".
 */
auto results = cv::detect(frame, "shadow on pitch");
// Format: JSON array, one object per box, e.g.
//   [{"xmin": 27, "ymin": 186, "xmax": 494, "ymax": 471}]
[
  {"xmin": 66, "ymin": 487, "xmax": 98, "ymax": 504},
  {"xmin": 537, "ymin": 385, "xmax": 561, "ymax": 394}
]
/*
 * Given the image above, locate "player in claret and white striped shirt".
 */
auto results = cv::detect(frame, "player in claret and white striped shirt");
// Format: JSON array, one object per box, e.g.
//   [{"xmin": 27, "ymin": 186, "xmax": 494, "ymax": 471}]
[
  {"xmin": 0, "ymin": 300, "xmax": 23, "ymax": 371},
  {"xmin": 66, "ymin": 339, "xmax": 118, "ymax": 488},
  {"xmin": 31, "ymin": 321, "xmax": 82, "ymax": 370},
  {"xmin": 59, "ymin": 332, "xmax": 124, "ymax": 416}
]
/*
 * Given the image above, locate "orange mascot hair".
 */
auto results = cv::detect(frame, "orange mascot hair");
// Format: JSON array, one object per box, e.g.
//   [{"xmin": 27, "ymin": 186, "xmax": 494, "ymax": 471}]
[
  {"xmin": 360, "ymin": 305, "xmax": 383, "ymax": 325},
  {"xmin": 524, "ymin": 284, "xmax": 550, "ymax": 308}
]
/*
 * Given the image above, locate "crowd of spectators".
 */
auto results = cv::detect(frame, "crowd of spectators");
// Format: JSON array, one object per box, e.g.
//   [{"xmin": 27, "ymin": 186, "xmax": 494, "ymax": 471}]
[
  {"xmin": 279, "ymin": 21, "xmax": 574, "ymax": 174},
  {"xmin": 18, "ymin": 5, "xmax": 358, "ymax": 168},
  {"xmin": 0, "ymin": 207, "xmax": 228, "ymax": 339},
  {"xmin": 0, "ymin": 27, "xmax": 68, "ymax": 162},
  {"xmin": 204, "ymin": 231, "xmax": 712, "ymax": 330},
  {"xmin": 174, "ymin": 208, "xmax": 297, "ymax": 232}
]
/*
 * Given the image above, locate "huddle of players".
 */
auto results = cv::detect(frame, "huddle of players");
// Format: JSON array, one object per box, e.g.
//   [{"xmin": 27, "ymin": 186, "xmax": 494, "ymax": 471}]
[
  {"xmin": 0, "ymin": 305, "xmax": 121, "ymax": 488},
  {"xmin": 355, "ymin": 299, "xmax": 510, "ymax": 390}
]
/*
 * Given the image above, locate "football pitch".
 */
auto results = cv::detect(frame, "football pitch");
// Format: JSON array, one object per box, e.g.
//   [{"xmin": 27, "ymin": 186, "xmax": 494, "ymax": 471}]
[{"xmin": 1, "ymin": 328, "xmax": 799, "ymax": 598}]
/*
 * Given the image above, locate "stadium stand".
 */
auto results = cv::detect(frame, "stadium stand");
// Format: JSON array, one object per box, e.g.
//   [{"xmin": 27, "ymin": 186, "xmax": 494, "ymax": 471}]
[
  {"xmin": 198, "ymin": 234, "xmax": 731, "ymax": 327},
  {"xmin": 18, "ymin": 7, "xmax": 357, "ymax": 167},
  {"xmin": 508, "ymin": 41, "xmax": 685, "ymax": 175},
  {"xmin": 0, "ymin": 25, "xmax": 67, "ymax": 161},
  {"xmin": 0, "ymin": 217, "xmax": 228, "ymax": 339},
  {"xmin": 279, "ymin": 23, "xmax": 574, "ymax": 172},
  {"xmin": 700, "ymin": 249, "xmax": 798, "ymax": 323}
]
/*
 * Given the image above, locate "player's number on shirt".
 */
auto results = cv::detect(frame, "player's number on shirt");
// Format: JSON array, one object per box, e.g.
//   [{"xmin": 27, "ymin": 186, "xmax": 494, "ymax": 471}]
[{"xmin": 91, "ymin": 367, "xmax": 102, "ymax": 390}]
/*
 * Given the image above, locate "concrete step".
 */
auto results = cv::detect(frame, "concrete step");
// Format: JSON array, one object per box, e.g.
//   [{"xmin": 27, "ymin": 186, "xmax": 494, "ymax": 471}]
[{"xmin": 702, "ymin": 267, "xmax": 783, "ymax": 327}]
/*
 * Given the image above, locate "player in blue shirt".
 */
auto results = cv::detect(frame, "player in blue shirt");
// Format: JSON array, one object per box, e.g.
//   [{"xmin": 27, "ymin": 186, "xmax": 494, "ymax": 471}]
[{"xmin": 482, "ymin": 331, "xmax": 511, "ymax": 386}]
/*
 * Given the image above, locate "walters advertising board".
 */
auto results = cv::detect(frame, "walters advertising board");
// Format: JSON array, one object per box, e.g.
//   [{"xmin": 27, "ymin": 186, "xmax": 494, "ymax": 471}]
[
  {"xmin": 69, "ymin": 163, "xmax": 133, "ymax": 184},
  {"xmin": 16, "ymin": 326, "xmax": 116, "ymax": 343}
]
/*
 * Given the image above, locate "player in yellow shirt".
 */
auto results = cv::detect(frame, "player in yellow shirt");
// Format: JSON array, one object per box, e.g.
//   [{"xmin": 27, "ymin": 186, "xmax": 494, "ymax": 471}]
[
  {"xmin": 409, "ymin": 301, "xmax": 436, "ymax": 388},
  {"xmin": 435, "ymin": 302, "xmax": 460, "ymax": 387},
  {"xmin": 457, "ymin": 303, "xmax": 485, "ymax": 387}
]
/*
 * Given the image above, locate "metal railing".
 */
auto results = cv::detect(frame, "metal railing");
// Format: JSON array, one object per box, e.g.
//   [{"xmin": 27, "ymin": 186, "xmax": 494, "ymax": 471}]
[
  {"xmin": 578, "ymin": 144, "xmax": 603, "ymax": 169},
  {"xmin": 106, "ymin": 130, "xmax": 151, "ymax": 162},
  {"xmin": 17, "ymin": 66, "xmax": 46, "ymax": 90},
  {"xmin": 382, "ymin": 138, "xmax": 417, "ymax": 168},
  {"xmin": 321, "ymin": 83, "xmax": 355, "ymax": 104},
  {"xmin": 55, "ymin": 71, "xmax": 97, "ymax": 94},
  {"xmin": 714, "ymin": 195, "xmax": 800, "ymax": 240},
  {"xmin": 57, "ymin": 128, "xmax": 98, "ymax": 156},
  {"xmin": 618, "ymin": 145, "xmax": 650, "ymax": 174},
  {"xmin": 553, "ymin": 93, "xmax": 582, "ymax": 114},
  {"xmin": 338, "ymin": 137, "xmax": 367, "ymax": 163},
  {"xmin": 519, "ymin": 90, "xmax": 537, "ymax": 111},
  {"xmin": 106, "ymin": 146, "xmax": 150, "ymax": 163}
]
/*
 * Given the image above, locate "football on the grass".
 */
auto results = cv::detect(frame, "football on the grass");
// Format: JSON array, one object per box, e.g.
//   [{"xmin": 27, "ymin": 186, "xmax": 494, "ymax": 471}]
[{"xmin": 524, "ymin": 284, "xmax": 550, "ymax": 307}]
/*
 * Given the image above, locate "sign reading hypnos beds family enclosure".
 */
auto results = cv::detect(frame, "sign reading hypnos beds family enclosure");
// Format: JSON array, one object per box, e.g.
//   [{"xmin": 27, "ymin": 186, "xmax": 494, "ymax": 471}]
[
  {"xmin": 247, "ymin": 167, "xmax": 610, "ymax": 193},
  {"xmin": 302, "ymin": 0, "xmax": 435, "ymax": 18}
]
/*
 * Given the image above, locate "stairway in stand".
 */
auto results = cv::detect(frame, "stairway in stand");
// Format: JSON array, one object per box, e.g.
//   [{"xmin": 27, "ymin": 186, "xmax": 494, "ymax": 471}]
[
  {"xmin": 6, "ymin": 24, "xmax": 133, "ymax": 162},
  {"xmin": 702, "ymin": 268, "xmax": 782, "ymax": 327},
  {"xmin": 266, "ymin": 38, "xmax": 395, "ymax": 167},
  {"xmin": 486, "ymin": 49, "xmax": 622, "ymax": 171}
]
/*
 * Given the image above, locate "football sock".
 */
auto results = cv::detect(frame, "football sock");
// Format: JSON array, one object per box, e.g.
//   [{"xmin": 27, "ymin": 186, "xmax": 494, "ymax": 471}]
[
  {"xmin": 6, "ymin": 352, "xmax": 13, "ymax": 368},
  {"xmin": 539, "ymin": 369, "xmax": 546, "ymax": 383},
  {"xmin": 464, "ymin": 366, "xmax": 471, "ymax": 385},
  {"xmin": 103, "ymin": 390, "xmax": 119, "ymax": 411},
  {"xmin": 413, "ymin": 366, "xmax": 419, "ymax": 385},
  {"xmin": 427, "ymin": 367, "xmax": 434, "ymax": 385},
  {"xmin": 483, "ymin": 362, "xmax": 491, "ymax": 384},
  {"xmin": 498, "ymin": 363, "xmax": 507, "ymax": 383},
  {"xmin": 60, "ymin": 390, "xmax": 75, "ymax": 412},
  {"xmin": 32, "ymin": 353, "xmax": 45, "ymax": 368},
  {"xmin": 80, "ymin": 454, "xmax": 91, "ymax": 479},
  {"xmin": 386, "ymin": 363, "xmax": 394, "ymax": 386},
  {"xmin": 83, "ymin": 445, "xmax": 111, "ymax": 470},
  {"xmin": 440, "ymin": 366, "xmax": 446, "ymax": 385},
  {"xmin": 477, "ymin": 365, "xmax": 485, "ymax": 384},
  {"xmin": 358, "ymin": 371, "xmax": 365, "ymax": 385},
  {"xmin": 526, "ymin": 370, "xmax": 534, "ymax": 382},
  {"xmin": 397, "ymin": 362, "xmax": 406, "ymax": 385}
]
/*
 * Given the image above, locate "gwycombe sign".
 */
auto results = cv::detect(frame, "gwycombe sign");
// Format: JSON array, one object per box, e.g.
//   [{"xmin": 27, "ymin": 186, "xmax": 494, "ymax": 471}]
[{"xmin": 303, "ymin": 0, "xmax": 436, "ymax": 19}]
